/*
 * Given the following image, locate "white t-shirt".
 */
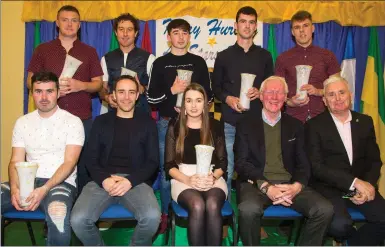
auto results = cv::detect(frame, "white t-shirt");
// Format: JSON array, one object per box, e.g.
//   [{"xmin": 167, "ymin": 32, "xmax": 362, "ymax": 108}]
[{"xmin": 12, "ymin": 107, "xmax": 85, "ymax": 187}]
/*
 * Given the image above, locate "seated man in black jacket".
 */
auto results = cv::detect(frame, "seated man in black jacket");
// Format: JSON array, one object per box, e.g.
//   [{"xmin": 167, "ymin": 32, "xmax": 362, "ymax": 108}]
[
  {"xmin": 234, "ymin": 76, "xmax": 333, "ymax": 246},
  {"xmin": 305, "ymin": 76, "xmax": 385, "ymax": 245},
  {"xmin": 71, "ymin": 75, "xmax": 161, "ymax": 246}
]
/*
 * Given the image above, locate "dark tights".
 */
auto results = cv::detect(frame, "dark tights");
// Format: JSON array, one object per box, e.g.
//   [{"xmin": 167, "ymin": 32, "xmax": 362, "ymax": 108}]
[{"xmin": 177, "ymin": 188, "xmax": 226, "ymax": 246}]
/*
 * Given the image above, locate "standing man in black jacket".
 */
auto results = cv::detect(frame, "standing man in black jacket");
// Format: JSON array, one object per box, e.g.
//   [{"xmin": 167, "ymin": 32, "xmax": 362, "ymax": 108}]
[
  {"xmin": 212, "ymin": 6, "xmax": 274, "ymax": 197},
  {"xmin": 71, "ymin": 75, "xmax": 160, "ymax": 246},
  {"xmin": 305, "ymin": 76, "xmax": 385, "ymax": 245},
  {"xmin": 234, "ymin": 76, "xmax": 333, "ymax": 246}
]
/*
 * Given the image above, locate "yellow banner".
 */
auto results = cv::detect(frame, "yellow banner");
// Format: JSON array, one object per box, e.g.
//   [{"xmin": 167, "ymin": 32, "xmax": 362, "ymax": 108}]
[{"xmin": 22, "ymin": 1, "xmax": 385, "ymax": 27}]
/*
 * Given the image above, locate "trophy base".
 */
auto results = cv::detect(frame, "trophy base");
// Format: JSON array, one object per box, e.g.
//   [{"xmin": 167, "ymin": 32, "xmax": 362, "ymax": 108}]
[{"xmin": 20, "ymin": 202, "xmax": 31, "ymax": 208}]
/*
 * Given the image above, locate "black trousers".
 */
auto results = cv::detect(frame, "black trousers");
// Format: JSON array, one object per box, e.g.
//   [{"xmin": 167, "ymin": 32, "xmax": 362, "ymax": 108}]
[
  {"xmin": 317, "ymin": 187, "xmax": 385, "ymax": 246},
  {"xmin": 237, "ymin": 182, "xmax": 334, "ymax": 246},
  {"xmin": 76, "ymin": 118, "xmax": 93, "ymax": 194}
]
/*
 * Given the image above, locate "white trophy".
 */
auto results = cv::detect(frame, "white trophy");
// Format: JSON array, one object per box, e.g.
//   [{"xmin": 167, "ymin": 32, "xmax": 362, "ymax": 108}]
[
  {"xmin": 121, "ymin": 67, "xmax": 137, "ymax": 78},
  {"xmin": 15, "ymin": 162, "xmax": 39, "ymax": 207},
  {"xmin": 295, "ymin": 65, "xmax": 313, "ymax": 100},
  {"xmin": 239, "ymin": 73, "xmax": 256, "ymax": 110},
  {"xmin": 195, "ymin": 145, "xmax": 215, "ymax": 175},
  {"xmin": 59, "ymin": 55, "xmax": 83, "ymax": 79},
  {"xmin": 175, "ymin": 69, "xmax": 193, "ymax": 107},
  {"xmin": 59, "ymin": 55, "xmax": 83, "ymax": 87}
]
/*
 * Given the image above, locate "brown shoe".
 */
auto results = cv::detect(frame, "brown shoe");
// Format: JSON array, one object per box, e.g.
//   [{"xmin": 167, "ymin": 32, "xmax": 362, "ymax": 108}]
[
  {"xmin": 222, "ymin": 225, "xmax": 229, "ymax": 239},
  {"xmin": 333, "ymin": 240, "xmax": 344, "ymax": 246},
  {"xmin": 261, "ymin": 227, "xmax": 268, "ymax": 239}
]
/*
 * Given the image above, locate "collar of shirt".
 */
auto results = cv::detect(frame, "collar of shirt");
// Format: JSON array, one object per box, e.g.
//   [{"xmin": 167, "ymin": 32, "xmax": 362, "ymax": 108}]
[
  {"xmin": 330, "ymin": 111, "xmax": 353, "ymax": 165},
  {"xmin": 262, "ymin": 109, "xmax": 281, "ymax": 127},
  {"xmin": 36, "ymin": 106, "xmax": 61, "ymax": 121},
  {"xmin": 234, "ymin": 42, "xmax": 257, "ymax": 53},
  {"xmin": 294, "ymin": 43, "xmax": 314, "ymax": 52},
  {"xmin": 330, "ymin": 111, "xmax": 352, "ymax": 125},
  {"xmin": 53, "ymin": 38, "xmax": 81, "ymax": 49}
]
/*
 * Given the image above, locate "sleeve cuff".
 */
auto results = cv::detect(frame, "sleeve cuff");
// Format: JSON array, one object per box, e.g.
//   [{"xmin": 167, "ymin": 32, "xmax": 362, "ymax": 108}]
[
  {"xmin": 165, "ymin": 88, "xmax": 173, "ymax": 99},
  {"xmin": 257, "ymin": 180, "xmax": 267, "ymax": 189},
  {"xmin": 221, "ymin": 93, "xmax": 230, "ymax": 103},
  {"xmin": 12, "ymin": 143, "xmax": 25, "ymax": 148},
  {"xmin": 92, "ymin": 173, "xmax": 110, "ymax": 188},
  {"xmin": 349, "ymin": 178, "xmax": 357, "ymax": 191},
  {"xmin": 125, "ymin": 175, "xmax": 139, "ymax": 187}
]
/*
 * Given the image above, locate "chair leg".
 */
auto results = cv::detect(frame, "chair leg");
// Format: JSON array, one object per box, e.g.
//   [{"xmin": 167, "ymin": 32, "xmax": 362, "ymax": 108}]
[
  {"xmin": 231, "ymin": 214, "xmax": 238, "ymax": 246},
  {"xmin": 171, "ymin": 212, "xmax": 176, "ymax": 246},
  {"xmin": 1, "ymin": 217, "xmax": 5, "ymax": 246},
  {"xmin": 26, "ymin": 221, "xmax": 37, "ymax": 246},
  {"xmin": 164, "ymin": 203, "xmax": 173, "ymax": 246},
  {"xmin": 294, "ymin": 218, "xmax": 305, "ymax": 246},
  {"xmin": 287, "ymin": 220, "xmax": 294, "ymax": 244},
  {"xmin": 164, "ymin": 210, "xmax": 171, "ymax": 245}
]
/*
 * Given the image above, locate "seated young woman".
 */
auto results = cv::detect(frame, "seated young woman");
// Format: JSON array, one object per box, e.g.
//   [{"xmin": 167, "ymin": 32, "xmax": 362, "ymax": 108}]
[{"xmin": 164, "ymin": 83, "xmax": 228, "ymax": 246}]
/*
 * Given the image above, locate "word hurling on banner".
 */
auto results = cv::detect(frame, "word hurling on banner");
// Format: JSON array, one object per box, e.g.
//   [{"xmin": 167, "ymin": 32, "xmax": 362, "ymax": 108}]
[{"xmin": 156, "ymin": 16, "xmax": 263, "ymax": 68}]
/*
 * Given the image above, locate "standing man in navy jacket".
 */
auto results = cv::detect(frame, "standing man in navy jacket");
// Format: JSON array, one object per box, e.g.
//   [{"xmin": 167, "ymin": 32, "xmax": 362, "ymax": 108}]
[{"xmin": 100, "ymin": 13, "xmax": 155, "ymax": 114}]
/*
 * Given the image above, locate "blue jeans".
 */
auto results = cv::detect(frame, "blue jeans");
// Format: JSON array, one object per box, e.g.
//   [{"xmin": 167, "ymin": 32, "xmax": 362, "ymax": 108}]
[
  {"xmin": 1, "ymin": 179, "xmax": 76, "ymax": 246},
  {"xmin": 157, "ymin": 117, "xmax": 171, "ymax": 214},
  {"xmin": 224, "ymin": 122, "xmax": 235, "ymax": 199},
  {"xmin": 70, "ymin": 181, "xmax": 160, "ymax": 246}
]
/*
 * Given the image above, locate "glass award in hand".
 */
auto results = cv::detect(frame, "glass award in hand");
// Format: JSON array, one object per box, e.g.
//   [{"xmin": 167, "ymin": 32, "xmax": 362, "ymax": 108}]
[
  {"xmin": 59, "ymin": 54, "xmax": 83, "ymax": 79},
  {"xmin": 16, "ymin": 162, "xmax": 39, "ymax": 207},
  {"xmin": 175, "ymin": 69, "xmax": 193, "ymax": 107},
  {"xmin": 121, "ymin": 67, "xmax": 137, "ymax": 78},
  {"xmin": 295, "ymin": 65, "xmax": 312, "ymax": 100},
  {"xmin": 239, "ymin": 73, "xmax": 256, "ymax": 110},
  {"xmin": 195, "ymin": 145, "xmax": 215, "ymax": 176}
]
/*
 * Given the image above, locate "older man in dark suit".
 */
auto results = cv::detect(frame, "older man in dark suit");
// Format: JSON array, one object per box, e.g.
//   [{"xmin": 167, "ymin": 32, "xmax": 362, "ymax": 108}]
[
  {"xmin": 235, "ymin": 76, "xmax": 333, "ymax": 246},
  {"xmin": 305, "ymin": 76, "xmax": 385, "ymax": 245}
]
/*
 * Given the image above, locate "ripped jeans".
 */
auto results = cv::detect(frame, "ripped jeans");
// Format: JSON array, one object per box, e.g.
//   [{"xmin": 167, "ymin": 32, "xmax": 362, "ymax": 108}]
[{"xmin": 1, "ymin": 178, "xmax": 76, "ymax": 246}]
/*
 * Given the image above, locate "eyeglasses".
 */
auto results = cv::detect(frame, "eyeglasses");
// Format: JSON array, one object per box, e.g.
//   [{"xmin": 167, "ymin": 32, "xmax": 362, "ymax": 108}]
[{"xmin": 263, "ymin": 91, "xmax": 286, "ymax": 96}]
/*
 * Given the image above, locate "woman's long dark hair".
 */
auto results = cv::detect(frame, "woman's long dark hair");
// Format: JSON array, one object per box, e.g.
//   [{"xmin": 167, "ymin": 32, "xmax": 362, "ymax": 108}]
[{"xmin": 175, "ymin": 83, "xmax": 212, "ymax": 164}]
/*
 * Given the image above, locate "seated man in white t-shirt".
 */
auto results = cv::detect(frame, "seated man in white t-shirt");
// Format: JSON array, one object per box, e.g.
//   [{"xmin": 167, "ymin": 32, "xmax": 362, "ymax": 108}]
[{"xmin": 1, "ymin": 71, "xmax": 84, "ymax": 246}]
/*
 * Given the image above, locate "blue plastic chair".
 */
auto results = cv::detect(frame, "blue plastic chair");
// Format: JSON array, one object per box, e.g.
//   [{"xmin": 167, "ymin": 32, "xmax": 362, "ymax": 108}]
[
  {"xmin": 254, "ymin": 207, "xmax": 367, "ymax": 246},
  {"xmin": 1, "ymin": 204, "xmax": 138, "ymax": 246},
  {"xmin": 234, "ymin": 180, "xmax": 304, "ymax": 245},
  {"xmin": 263, "ymin": 205, "xmax": 304, "ymax": 245},
  {"xmin": 1, "ymin": 173, "xmax": 162, "ymax": 246},
  {"xmin": 347, "ymin": 207, "xmax": 366, "ymax": 221},
  {"xmin": 328, "ymin": 207, "xmax": 368, "ymax": 245},
  {"xmin": 99, "ymin": 204, "xmax": 135, "ymax": 220},
  {"xmin": 1, "ymin": 209, "xmax": 46, "ymax": 246},
  {"xmin": 165, "ymin": 200, "xmax": 237, "ymax": 246},
  {"xmin": 235, "ymin": 205, "xmax": 304, "ymax": 245}
]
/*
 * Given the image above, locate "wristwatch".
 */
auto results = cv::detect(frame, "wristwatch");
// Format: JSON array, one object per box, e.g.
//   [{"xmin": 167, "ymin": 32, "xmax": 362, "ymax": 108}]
[{"xmin": 260, "ymin": 184, "xmax": 272, "ymax": 195}]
